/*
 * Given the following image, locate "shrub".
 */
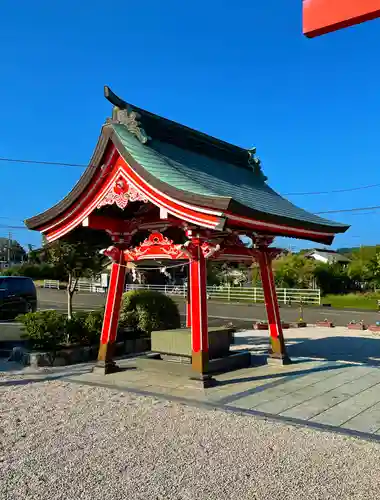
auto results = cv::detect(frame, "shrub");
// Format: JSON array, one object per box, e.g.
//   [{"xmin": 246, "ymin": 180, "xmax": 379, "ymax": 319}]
[
  {"xmin": 64, "ymin": 309, "xmax": 104, "ymax": 346},
  {"xmin": 17, "ymin": 310, "xmax": 66, "ymax": 365},
  {"xmin": 84, "ymin": 309, "xmax": 104, "ymax": 340},
  {"xmin": 64, "ymin": 312, "xmax": 89, "ymax": 345},
  {"xmin": 17, "ymin": 309, "xmax": 105, "ymax": 363},
  {"xmin": 119, "ymin": 290, "xmax": 180, "ymax": 334}
]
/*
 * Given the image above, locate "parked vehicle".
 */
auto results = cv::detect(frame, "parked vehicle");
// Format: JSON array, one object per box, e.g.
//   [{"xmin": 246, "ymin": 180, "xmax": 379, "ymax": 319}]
[{"xmin": 0, "ymin": 277, "xmax": 37, "ymax": 319}]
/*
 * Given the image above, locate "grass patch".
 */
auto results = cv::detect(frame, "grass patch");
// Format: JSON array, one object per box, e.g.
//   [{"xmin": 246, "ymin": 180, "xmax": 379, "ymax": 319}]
[{"xmin": 323, "ymin": 293, "xmax": 380, "ymax": 310}]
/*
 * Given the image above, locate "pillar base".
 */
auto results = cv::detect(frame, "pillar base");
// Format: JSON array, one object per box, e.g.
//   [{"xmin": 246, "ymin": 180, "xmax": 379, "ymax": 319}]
[
  {"xmin": 92, "ymin": 360, "xmax": 121, "ymax": 375},
  {"xmin": 191, "ymin": 350, "xmax": 209, "ymax": 373},
  {"xmin": 190, "ymin": 351, "xmax": 216, "ymax": 387},
  {"xmin": 93, "ymin": 343, "xmax": 120, "ymax": 375},
  {"xmin": 269, "ymin": 336, "xmax": 290, "ymax": 363},
  {"xmin": 267, "ymin": 353, "xmax": 292, "ymax": 366},
  {"xmin": 189, "ymin": 373, "xmax": 217, "ymax": 388}
]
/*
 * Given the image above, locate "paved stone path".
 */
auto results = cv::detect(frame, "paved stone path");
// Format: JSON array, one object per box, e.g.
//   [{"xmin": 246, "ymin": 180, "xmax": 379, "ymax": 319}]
[{"xmin": 3, "ymin": 326, "xmax": 380, "ymax": 441}]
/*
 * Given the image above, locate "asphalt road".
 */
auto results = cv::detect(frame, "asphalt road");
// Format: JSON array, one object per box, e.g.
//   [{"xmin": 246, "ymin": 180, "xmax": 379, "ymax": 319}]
[
  {"xmin": 1, "ymin": 288, "xmax": 380, "ymax": 343},
  {"xmin": 38, "ymin": 288, "xmax": 380, "ymax": 327}
]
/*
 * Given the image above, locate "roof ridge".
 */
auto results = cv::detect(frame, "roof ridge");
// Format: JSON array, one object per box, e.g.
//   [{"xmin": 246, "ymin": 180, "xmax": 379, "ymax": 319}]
[{"xmin": 104, "ymin": 85, "xmax": 266, "ymax": 178}]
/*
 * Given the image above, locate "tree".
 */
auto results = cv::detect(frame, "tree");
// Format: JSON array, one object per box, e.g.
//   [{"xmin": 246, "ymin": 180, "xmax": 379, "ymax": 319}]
[
  {"xmin": 26, "ymin": 246, "xmax": 47, "ymax": 264},
  {"xmin": 346, "ymin": 246, "xmax": 380, "ymax": 291},
  {"xmin": 273, "ymin": 254, "xmax": 316, "ymax": 289},
  {"xmin": 45, "ymin": 230, "xmax": 108, "ymax": 318},
  {"xmin": 347, "ymin": 259, "xmax": 371, "ymax": 286},
  {"xmin": 207, "ymin": 262, "xmax": 222, "ymax": 286},
  {"xmin": 0, "ymin": 237, "xmax": 26, "ymax": 264},
  {"xmin": 366, "ymin": 251, "xmax": 380, "ymax": 290},
  {"xmin": 312, "ymin": 263, "xmax": 352, "ymax": 295}
]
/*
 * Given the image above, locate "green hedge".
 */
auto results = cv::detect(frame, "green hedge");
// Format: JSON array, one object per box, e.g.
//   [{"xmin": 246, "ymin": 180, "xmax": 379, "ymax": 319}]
[
  {"xmin": 17, "ymin": 311, "xmax": 65, "ymax": 364},
  {"xmin": 63, "ymin": 310, "xmax": 104, "ymax": 346},
  {"xmin": 119, "ymin": 289, "xmax": 181, "ymax": 334},
  {"xmin": 17, "ymin": 310, "xmax": 104, "ymax": 352},
  {"xmin": 16, "ymin": 291, "xmax": 180, "ymax": 363}
]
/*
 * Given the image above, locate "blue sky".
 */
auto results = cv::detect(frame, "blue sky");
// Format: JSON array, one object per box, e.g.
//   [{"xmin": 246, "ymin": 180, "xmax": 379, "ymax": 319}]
[{"xmin": 1, "ymin": 1, "xmax": 380, "ymax": 251}]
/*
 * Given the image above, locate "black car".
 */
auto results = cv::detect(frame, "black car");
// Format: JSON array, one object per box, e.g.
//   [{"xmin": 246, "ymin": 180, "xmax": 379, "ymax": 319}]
[{"xmin": 0, "ymin": 276, "xmax": 37, "ymax": 319}]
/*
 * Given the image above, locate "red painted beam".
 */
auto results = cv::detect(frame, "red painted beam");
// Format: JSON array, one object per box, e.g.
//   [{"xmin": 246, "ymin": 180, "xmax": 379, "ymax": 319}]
[
  {"xmin": 303, "ymin": 0, "xmax": 380, "ymax": 38},
  {"xmin": 189, "ymin": 239, "xmax": 209, "ymax": 374},
  {"xmin": 186, "ymin": 267, "xmax": 192, "ymax": 328},
  {"xmin": 254, "ymin": 249, "xmax": 290, "ymax": 363},
  {"xmin": 96, "ymin": 248, "xmax": 127, "ymax": 374},
  {"xmin": 100, "ymin": 257, "xmax": 126, "ymax": 345}
]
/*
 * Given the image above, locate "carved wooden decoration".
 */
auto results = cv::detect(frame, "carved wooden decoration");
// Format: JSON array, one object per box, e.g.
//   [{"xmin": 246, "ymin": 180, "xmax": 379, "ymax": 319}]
[
  {"xmin": 124, "ymin": 232, "xmax": 188, "ymax": 261},
  {"xmin": 101, "ymin": 246, "xmax": 123, "ymax": 262},
  {"xmin": 248, "ymin": 147, "xmax": 268, "ymax": 182},
  {"xmin": 251, "ymin": 234, "xmax": 275, "ymax": 248},
  {"xmin": 107, "ymin": 106, "xmax": 150, "ymax": 144},
  {"xmin": 98, "ymin": 176, "xmax": 149, "ymax": 210}
]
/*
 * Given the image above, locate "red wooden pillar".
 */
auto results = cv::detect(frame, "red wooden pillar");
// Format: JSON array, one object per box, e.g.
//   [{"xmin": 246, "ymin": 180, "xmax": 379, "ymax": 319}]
[
  {"xmin": 95, "ymin": 248, "xmax": 126, "ymax": 374},
  {"xmin": 186, "ymin": 265, "xmax": 192, "ymax": 328},
  {"xmin": 189, "ymin": 237, "xmax": 212, "ymax": 383},
  {"xmin": 256, "ymin": 248, "xmax": 290, "ymax": 364}
]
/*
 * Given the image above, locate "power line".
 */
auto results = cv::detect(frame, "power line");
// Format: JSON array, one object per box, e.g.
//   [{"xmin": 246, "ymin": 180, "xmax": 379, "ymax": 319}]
[
  {"xmin": 284, "ymin": 183, "xmax": 380, "ymax": 196},
  {"xmin": 346, "ymin": 211, "xmax": 378, "ymax": 216},
  {"xmin": 0, "ymin": 224, "xmax": 28, "ymax": 230},
  {"xmin": 1, "ymin": 156, "xmax": 380, "ymax": 197},
  {"xmin": 0, "ymin": 157, "xmax": 87, "ymax": 168},
  {"xmin": 1, "ymin": 156, "xmax": 380, "ymax": 220},
  {"xmin": 317, "ymin": 206, "xmax": 380, "ymax": 215}
]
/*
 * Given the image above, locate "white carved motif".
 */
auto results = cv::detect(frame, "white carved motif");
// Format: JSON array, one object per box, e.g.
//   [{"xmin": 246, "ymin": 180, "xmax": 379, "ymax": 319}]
[{"xmin": 97, "ymin": 177, "xmax": 149, "ymax": 210}]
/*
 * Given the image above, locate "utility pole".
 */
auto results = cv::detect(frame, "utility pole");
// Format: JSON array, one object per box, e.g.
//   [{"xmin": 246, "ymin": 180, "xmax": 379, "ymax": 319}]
[{"xmin": 7, "ymin": 232, "xmax": 12, "ymax": 266}]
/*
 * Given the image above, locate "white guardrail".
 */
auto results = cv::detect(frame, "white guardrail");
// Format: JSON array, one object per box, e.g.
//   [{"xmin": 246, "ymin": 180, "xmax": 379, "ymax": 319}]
[
  {"xmin": 43, "ymin": 280, "xmax": 60, "ymax": 290},
  {"xmin": 125, "ymin": 284, "xmax": 321, "ymax": 305},
  {"xmin": 43, "ymin": 280, "xmax": 321, "ymax": 305},
  {"xmin": 42, "ymin": 279, "xmax": 107, "ymax": 293}
]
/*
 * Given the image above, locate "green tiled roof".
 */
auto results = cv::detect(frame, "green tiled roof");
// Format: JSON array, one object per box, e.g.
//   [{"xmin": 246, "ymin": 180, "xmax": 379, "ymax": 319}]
[{"xmin": 113, "ymin": 124, "xmax": 347, "ymax": 231}]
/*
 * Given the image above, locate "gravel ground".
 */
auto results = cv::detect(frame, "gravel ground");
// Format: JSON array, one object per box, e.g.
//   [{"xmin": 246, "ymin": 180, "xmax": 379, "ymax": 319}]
[{"xmin": 1, "ymin": 376, "xmax": 380, "ymax": 500}]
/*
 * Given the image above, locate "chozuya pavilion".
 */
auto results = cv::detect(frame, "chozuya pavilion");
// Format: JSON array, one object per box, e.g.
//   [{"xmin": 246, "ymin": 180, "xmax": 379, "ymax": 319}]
[{"xmin": 26, "ymin": 86, "xmax": 349, "ymax": 383}]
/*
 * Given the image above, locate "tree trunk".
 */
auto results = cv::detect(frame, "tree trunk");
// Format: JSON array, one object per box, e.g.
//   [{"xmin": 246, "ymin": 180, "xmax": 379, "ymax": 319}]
[
  {"xmin": 67, "ymin": 273, "xmax": 73, "ymax": 319},
  {"xmin": 66, "ymin": 274, "xmax": 79, "ymax": 320},
  {"xmin": 67, "ymin": 290, "xmax": 73, "ymax": 320}
]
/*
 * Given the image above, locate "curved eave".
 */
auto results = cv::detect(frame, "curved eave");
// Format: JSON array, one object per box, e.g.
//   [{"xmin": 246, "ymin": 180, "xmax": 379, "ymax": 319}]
[
  {"xmin": 25, "ymin": 124, "xmax": 349, "ymax": 245},
  {"xmin": 25, "ymin": 127, "xmax": 113, "ymax": 231}
]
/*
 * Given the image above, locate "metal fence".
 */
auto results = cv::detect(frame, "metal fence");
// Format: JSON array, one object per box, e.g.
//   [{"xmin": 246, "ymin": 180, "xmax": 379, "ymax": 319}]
[
  {"xmin": 43, "ymin": 280, "xmax": 320, "ymax": 305},
  {"xmin": 125, "ymin": 284, "xmax": 321, "ymax": 305},
  {"xmin": 43, "ymin": 279, "xmax": 60, "ymax": 290},
  {"xmin": 43, "ymin": 279, "xmax": 107, "ymax": 293},
  {"xmin": 76, "ymin": 279, "xmax": 107, "ymax": 293}
]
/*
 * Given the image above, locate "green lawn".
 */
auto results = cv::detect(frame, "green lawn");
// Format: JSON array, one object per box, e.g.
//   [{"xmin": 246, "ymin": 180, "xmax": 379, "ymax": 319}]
[{"xmin": 323, "ymin": 293, "xmax": 380, "ymax": 311}]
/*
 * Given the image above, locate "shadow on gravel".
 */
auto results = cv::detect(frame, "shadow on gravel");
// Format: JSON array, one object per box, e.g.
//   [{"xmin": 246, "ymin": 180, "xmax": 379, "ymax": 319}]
[{"xmin": 0, "ymin": 368, "xmax": 93, "ymax": 387}]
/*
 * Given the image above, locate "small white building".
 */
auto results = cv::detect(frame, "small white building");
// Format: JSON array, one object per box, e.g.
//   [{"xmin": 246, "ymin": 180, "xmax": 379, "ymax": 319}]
[{"xmin": 305, "ymin": 249, "xmax": 351, "ymax": 266}]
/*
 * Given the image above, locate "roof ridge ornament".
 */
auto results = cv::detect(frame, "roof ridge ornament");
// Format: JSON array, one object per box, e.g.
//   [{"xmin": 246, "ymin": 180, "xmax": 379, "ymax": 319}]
[
  {"xmin": 106, "ymin": 105, "xmax": 151, "ymax": 144},
  {"xmin": 248, "ymin": 147, "xmax": 268, "ymax": 182}
]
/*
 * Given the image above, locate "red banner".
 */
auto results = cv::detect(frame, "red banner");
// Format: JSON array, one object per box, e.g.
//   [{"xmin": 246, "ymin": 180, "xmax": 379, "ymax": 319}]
[{"xmin": 303, "ymin": 0, "xmax": 380, "ymax": 37}]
